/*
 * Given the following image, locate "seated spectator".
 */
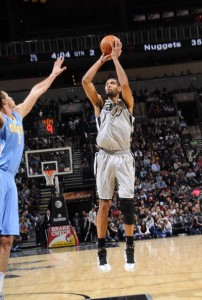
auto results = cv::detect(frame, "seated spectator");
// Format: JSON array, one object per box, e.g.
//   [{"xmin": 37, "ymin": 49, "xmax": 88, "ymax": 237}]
[
  {"xmin": 162, "ymin": 217, "xmax": 173, "ymax": 237},
  {"xmin": 138, "ymin": 207, "xmax": 147, "ymax": 221},
  {"xmin": 151, "ymin": 160, "xmax": 161, "ymax": 173},
  {"xmin": 186, "ymin": 168, "xmax": 198, "ymax": 187},
  {"xmin": 134, "ymin": 149, "xmax": 143, "ymax": 158},
  {"xmin": 155, "ymin": 178, "xmax": 167, "ymax": 190},
  {"xmin": 154, "ymin": 215, "xmax": 164, "ymax": 238},
  {"xmin": 19, "ymin": 217, "xmax": 30, "ymax": 241},
  {"xmin": 137, "ymin": 220, "xmax": 151, "ymax": 239},
  {"xmin": 22, "ymin": 209, "xmax": 35, "ymax": 227},
  {"xmin": 133, "ymin": 224, "xmax": 141, "ymax": 240},
  {"xmin": 145, "ymin": 212, "xmax": 155, "ymax": 237},
  {"xmin": 143, "ymin": 155, "xmax": 151, "ymax": 170},
  {"xmin": 173, "ymin": 159, "xmax": 182, "ymax": 171},
  {"xmin": 170, "ymin": 181, "xmax": 181, "ymax": 198},
  {"xmin": 106, "ymin": 222, "xmax": 119, "ymax": 242},
  {"xmin": 139, "ymin": 167, "xmax": 148, "ymax": 179},
  {"xmin": 111, "ymin": 206, "xmax": 122, "ymax": 222},
  {"xmin": 190, "ymin": 216, "xmax": 202, "ymax": 235}
]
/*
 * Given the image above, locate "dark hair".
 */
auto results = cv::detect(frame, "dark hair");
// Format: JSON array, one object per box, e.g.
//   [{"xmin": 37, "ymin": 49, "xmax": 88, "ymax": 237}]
[{"xmin": 106, "ymin": 77, "xmax": 120, "ymax": 86}]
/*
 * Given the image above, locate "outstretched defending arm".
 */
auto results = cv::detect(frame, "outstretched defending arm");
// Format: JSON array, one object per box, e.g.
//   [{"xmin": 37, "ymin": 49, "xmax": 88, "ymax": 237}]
[{"xmin": 15, "ymin": 57, "xmax": 66, "ymax": 118}]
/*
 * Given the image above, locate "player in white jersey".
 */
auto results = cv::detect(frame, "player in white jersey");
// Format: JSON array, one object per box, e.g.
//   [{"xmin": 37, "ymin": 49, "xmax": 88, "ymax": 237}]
[{"xmin": 82, "ymin": 38, "xmax": 135, "ymax": 272}]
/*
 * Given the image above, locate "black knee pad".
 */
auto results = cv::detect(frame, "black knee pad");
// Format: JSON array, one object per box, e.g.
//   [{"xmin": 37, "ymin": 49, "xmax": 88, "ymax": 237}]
[{"xmin": 119, "ymin": 198, "xmax": 134, "ymax": 225}]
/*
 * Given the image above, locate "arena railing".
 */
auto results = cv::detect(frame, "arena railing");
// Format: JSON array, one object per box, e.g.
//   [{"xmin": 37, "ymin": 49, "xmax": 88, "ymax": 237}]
[{"xmin": 0, "ymin": 23, "xmax": 202, "ymax": 57}]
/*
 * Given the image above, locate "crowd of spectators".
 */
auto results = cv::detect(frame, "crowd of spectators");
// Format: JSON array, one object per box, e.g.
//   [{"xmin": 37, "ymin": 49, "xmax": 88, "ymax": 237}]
[
  {"xmin": 64, "ymin": 90, "xmax": 202, "ymax": 244},
  {"xmin": 145, "ymin": 88, "xmax": 177, "ymax": 118},
  {"xmin": 72, "ymin": 91, "xmax": 202, "ymax": 243},
  {"xmin": 111, "ymin": 116, "xmax": 201, "ymax": 240},
  {"xmin": 11, "ymin": 170, "xmax": 42, "ymax": 251},
  {"xmin": 12, "ymin": 86, "xmax": 202, "ymax": 250}
]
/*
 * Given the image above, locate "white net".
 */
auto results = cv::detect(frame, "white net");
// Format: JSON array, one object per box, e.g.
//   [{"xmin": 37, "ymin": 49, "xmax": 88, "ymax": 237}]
[{"xmin": 43, "ymin": 170, "xmax": 56, "ymax": 186}]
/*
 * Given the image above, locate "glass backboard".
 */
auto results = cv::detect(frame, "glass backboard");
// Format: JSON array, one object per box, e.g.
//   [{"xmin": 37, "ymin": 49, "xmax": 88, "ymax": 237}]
[{"xmin": 25, "ymin": 146, "xmax": 73, "ymax": 177}]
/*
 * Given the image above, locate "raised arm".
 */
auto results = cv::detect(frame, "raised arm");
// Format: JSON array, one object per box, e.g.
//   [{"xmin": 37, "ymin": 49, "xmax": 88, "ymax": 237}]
[
  {"xmin": 15, "ymin": 57, "xmax": 66, "ymax": 118},
  {"xmin": 111, "ymin": 39, "xmax": 134, "ymax": 113},
  {"xmin": 82, "ymin": 55, "xmax": 110, "ymax": 117}
]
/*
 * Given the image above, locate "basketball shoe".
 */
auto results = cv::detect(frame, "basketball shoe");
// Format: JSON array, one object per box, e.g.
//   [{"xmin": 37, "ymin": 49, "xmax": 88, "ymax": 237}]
[
  {"xmin": 124, "ymin": 245, "xmax": 136, "ymax": 272},
  {"xmin": 97, "ymin": 248, "xmax": 111, "ymax": 272}
]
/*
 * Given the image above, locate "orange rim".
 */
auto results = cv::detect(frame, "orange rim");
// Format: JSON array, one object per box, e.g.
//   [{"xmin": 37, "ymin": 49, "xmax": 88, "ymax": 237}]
[{"xmin": 43, "ymin": 170, "xmax": 56, "ymax": 177}]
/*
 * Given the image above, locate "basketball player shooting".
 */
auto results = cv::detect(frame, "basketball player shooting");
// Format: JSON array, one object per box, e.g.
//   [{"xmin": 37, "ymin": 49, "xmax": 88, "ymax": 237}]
[
  {"xmin": 0, "ymin": 57, "xmax": 66, "ymax": 300},
  {"xmin": 82, "ymin": 38, "xmax": 135, "ymax": 272}
]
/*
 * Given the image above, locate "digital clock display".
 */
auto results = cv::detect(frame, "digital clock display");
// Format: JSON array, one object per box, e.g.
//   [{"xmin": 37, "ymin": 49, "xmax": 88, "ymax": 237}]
[
  {"xmin": 37, "ymin": 117, "xmax": 57, "ymax": 137},
  {"xmin": 51, "ymin": 49, "xmax": 96, "ymax": 59},
  {"xmin": 29, "ymin": 48, "xmax": 98, "ymax": 63}
]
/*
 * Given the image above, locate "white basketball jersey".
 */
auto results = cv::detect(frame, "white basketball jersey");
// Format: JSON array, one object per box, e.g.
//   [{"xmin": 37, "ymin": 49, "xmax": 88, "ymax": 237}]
[{"xmin": 96, "ymin": 98, "xmax": 135, "ymax": 151}]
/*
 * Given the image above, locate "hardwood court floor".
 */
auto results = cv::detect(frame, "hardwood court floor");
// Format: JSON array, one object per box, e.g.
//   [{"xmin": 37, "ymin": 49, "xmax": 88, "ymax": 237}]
[{"xmin": 5, "ymin": 235, "xmax": 202, "ymax": 300}]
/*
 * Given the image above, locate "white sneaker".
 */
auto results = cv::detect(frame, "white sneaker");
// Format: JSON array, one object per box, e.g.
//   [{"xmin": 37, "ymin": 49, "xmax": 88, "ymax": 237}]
[
  {"xmin": 97, "ymin": 248, "xmax": 111, "ymax": 272},
  {"xmin": 98, "ymin": 262, "xmax": 111, "ymax": 272},
  {"xmin": 124, "ymin": 246, "xmax": 136, "ymax": 272},
  {"xmin": 124, "ymin": 261, "xmax": 136, "ymax": 272}
]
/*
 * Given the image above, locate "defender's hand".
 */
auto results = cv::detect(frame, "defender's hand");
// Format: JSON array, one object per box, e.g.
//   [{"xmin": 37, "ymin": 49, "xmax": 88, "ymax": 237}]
[{"xmin": 51, "ymin": 57, "xmax": 67, "ymax": 76}]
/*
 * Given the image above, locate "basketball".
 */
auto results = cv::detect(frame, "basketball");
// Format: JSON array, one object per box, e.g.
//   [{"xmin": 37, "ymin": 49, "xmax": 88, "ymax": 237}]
[{"xmin": 100, "ymin": 35, "xmax": 118, "ymax": 55}]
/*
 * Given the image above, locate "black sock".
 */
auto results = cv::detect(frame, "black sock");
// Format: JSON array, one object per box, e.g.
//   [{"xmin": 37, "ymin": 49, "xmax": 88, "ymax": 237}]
[
  {"xmin": 126, "ymin": 236, "xmax": 134, "ymax": 247},
  {"xmin": 98, "ymin": 238, "xmax": 105, "ymax": 249}
]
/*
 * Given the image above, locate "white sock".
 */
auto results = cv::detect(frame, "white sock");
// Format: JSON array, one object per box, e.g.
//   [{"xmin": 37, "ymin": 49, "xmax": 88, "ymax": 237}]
[{"xmin": 0, "ymin": 272, "xmax": 5, "ymax": 293}]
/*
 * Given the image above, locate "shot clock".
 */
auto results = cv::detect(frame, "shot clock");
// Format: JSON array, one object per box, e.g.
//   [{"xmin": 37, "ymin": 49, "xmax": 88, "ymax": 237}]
[{"xmin": 37, "ymin": 117, "xmax": 57, "ymax": 137}]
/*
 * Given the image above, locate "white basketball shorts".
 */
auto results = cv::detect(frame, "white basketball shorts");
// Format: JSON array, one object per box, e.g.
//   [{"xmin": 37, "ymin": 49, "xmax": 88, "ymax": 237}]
[{"xmin": 94, "ymin": 149, "xmax": 135, "ymax": 200}]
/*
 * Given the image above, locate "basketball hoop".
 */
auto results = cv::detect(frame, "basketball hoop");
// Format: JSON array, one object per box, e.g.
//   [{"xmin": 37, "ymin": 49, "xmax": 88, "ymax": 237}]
[{"xmin": 43, "ymin": 170, "xmax": 56, "ymax": 186}]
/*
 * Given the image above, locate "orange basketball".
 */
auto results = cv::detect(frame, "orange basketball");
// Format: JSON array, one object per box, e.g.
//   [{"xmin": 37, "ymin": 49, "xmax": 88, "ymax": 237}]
[{"xmin": 100, "ymin": 35, "xmax": 118, "ymax": 55}]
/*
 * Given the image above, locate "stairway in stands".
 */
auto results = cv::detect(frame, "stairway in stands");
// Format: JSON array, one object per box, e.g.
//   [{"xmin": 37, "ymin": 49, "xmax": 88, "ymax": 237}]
[
  {"xmin": 62, "ymin": 150, "xmax": 83, "ymax": 191},
  {"xmin": 19, "ymin": 228, "xmax": 37, "ymax": 250},
  {"xmin": 38, "ymin": 186, "xmax": 52, "ymax": 215}
]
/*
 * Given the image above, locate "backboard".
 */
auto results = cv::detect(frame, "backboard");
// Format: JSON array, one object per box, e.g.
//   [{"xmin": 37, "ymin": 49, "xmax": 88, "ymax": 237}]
[{"xmin": 25, "ymin": 146, "xmax": 73, "ymax": 177}]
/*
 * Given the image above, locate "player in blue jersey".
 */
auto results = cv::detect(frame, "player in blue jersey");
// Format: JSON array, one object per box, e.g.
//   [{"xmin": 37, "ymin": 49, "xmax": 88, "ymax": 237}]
[
  {"xmin": 0, "ymin": 57, "xmax": 66, "ymax": 299},
  {"xmin": 82, "ymin": 38, "xmax": 135, "ymax": 272}
]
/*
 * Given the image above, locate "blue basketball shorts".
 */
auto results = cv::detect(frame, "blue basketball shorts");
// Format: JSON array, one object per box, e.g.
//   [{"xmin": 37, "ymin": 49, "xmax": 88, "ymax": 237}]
[{"xmin": 0, "ymin": 170, "xmax": 19, "ymax": 236}]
